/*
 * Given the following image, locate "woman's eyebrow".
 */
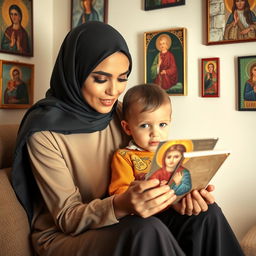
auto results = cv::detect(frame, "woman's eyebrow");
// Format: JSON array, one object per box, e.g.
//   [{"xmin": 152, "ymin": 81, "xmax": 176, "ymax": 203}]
[{"xmin": 91, "ymin": 70, "xmax": 130, "ymax": 77}]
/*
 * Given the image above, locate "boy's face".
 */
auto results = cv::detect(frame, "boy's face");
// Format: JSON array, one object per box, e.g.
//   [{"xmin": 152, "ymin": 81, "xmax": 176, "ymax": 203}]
[{"xmin": 121, "ymin": 102, "xmax": 171, "ymax": 152}]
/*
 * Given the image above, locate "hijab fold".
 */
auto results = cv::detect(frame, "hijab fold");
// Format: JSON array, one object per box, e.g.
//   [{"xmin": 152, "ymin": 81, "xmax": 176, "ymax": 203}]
[{"xmin": 11, "ymin": 21, "xmax": 132, "ymax": 223}]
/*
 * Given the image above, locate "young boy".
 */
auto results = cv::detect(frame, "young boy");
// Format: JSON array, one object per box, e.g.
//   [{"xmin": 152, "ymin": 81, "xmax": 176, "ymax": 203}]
[{"xmin": 109, "ymin": 83, "xmax": 172, "ymax": 195}]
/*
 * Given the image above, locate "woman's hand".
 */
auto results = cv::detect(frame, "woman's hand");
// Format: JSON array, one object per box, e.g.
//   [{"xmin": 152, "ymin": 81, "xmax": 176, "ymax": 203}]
[
  {"xmin": 113, "ymin": 179, "xmax": 177, "ymax": 219},
  {"xmin": 172, "ymin": 185, "xmax": 215, "ymax": 216}
]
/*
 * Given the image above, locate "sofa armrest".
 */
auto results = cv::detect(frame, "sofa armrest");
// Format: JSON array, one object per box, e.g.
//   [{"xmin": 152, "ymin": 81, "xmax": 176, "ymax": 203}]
[
  {"xmin": 0, "ymin": 168, "xmax": 33, "ymax": 256},
  {"xmin": 0, "ymin": 124, "xmax": 19, "ymax": 169},
  {"xmin": 241, "ymin": 225, "xmax": 256, "ymax": 256}
]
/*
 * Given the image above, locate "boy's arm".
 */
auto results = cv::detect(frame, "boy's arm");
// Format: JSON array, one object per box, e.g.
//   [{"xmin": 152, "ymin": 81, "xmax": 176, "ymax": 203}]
[{"xmin": 109, "ymin": 150, "xmax": 135, "ymax": 195}]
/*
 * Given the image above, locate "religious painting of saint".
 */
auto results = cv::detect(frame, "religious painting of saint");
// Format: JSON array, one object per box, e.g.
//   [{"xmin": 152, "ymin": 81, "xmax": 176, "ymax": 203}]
[
  {"xmin": 201, "ymin": 58, "xmax": 220, "ymax": 97},
  {"xmin": 0, "ymin": 0, "xmax": 33, "ymax": 56},
  {"xmin": 144, "ymin": 0, "xmax": 185, "ymax": 11},
  {"xmin": 0, "ymin": 60, "xmax": 34, "ymax": 109},
  {"xmin": 207, "ymin": 0, "xmax": 256, "ymax": 45},
  {"xmin": 238, "ymin": 55, "xmax": 256, "ymax": 110},
  {"xmin": 71, "ymin": 0, "xmax": 108, "ymax": 29},
  {"xmin": 144, "ymin": 28, "xmax": 187, "ymax": 96}
]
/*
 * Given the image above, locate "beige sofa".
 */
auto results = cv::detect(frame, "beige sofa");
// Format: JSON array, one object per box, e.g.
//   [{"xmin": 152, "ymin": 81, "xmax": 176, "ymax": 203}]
[
  {"xmin": 0, "ymin": 124, "xmax": 33, "ymax": 256},
  {"xmin": 0, "ymin": 124, "xmax": 255, "ymax": 256}
]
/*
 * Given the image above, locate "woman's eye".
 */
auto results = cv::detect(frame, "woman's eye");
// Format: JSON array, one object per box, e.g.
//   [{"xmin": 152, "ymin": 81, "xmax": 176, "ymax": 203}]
[
  {"xmin": 140, "ymin": 124, "xmax": 149, "ymax": 128},
  {"xmin": 93, "ymin": 76, "xmax": 107, "ymax": 84},
  {"xmin": 118, "ymin": 77, "xmax": 128, "ymax": 82}
]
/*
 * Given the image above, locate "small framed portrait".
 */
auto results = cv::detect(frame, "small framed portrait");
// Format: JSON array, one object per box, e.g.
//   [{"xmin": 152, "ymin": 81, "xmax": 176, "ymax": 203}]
[
  {"xmin": 144, "ymin": 27, "xmax": 187, "ymax": 96},
  {"xmin": 0, "ymin": 60, "xmax": 34, "ymax": 109},
  {"xmin": 201, "ymin": 58, "xmax": 220, "ymax": 97},
  {"xmin": 71, "ymin": 0, "xmax": 108, "ymax": 29},
  {"xmin": 207, "ymin": 0, "xmax": 256, "ymax": 45},
  {"xmin": 0, "ymin": 0, "xmax": 33, "ymax": 56},
  {"xmin": 238, "ymin": 55, "xmax": 256, "ymax": 111},
  {"xmin": 145, "ymin": 0, "xmax": 185, "ymax": 11}
]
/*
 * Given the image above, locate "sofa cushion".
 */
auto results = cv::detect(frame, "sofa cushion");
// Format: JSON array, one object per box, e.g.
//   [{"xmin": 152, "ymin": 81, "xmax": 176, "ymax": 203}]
[
  {"xmin": 0, "ymin": 124, "xmax": 19, "ymax": 169},
  {"xmin": 241, "ymin": 225, "xmax": 256, "ymax": 256},
  {"xmin": 0, "ymin": 167, "xmax": 32, "ymax": 256}
]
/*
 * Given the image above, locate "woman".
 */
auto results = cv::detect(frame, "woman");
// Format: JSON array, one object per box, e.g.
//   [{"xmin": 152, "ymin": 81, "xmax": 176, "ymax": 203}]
[
  {"xmin": 1, "ymin": 4, "xmax": 30, "ymax": 55},
  {"xmin": 224, "ymin": 0, "xmax": 256, "ymax": 40},
  {"xmin": 77, "ymin": 0, "xmax": 100, "ymax": 26},
  {"xmin": 244, "ymin": 62, "xmax": 256, "ymax": 101},
  {"xmin": 204, "ymin": 62, "xmax": 217, "ymax": 94},
  {"xmin": 11, "ymin": 21, "xmax": 244, "ymax": 255},
  {"xmin": 4, "ymin": 67, "xmax": 29, "ymax": 104},
  {"xmin": 150, "ymin": 144, "xmax": 192, "ymax": 196}
]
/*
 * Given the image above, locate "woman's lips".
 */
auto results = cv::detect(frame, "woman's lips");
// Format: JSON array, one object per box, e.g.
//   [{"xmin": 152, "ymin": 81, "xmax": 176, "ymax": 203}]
[{"xmin": 100, "ymin": 99, "xmax": 115, "ymax": 106}]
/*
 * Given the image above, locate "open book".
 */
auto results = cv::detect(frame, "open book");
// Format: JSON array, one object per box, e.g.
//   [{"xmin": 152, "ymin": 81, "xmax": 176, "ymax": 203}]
[{"xmin": 145, "ymin": 138, "xmax": 230, "ymax": 203}]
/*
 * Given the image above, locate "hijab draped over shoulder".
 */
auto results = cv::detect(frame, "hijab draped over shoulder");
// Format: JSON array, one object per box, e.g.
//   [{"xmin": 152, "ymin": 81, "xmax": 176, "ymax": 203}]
[{"xmin": 11, "ymin": 21, "xmax": 132, "ymax": 223}]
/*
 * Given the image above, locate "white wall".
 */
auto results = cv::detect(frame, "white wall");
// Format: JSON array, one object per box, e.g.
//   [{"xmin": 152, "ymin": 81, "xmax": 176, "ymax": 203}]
[{"xmin": 0, "ymin": 0, "xmax": 255, "ymax": 240}]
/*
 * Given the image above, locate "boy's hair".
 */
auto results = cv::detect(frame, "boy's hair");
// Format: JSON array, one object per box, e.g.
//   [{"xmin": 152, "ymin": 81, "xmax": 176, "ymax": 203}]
[{"xmin": 122, "ymin": 83, "xmax": 171, "ymax": 121}]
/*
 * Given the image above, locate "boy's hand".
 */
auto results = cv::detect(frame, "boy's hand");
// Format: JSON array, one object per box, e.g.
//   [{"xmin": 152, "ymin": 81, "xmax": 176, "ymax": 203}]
[{"xmin": 172, "ymin": 185, "xmax": 215, "ymax": 216}]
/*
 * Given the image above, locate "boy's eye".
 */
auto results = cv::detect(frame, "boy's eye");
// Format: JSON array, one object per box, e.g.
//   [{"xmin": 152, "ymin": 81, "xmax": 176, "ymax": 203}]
[
  {"xmin": 140, "ymin": 123, "xmax": 149, "ymax": 128},
  {"xmin": 159, "ymin": 122, "xmax": 168, "ymax": 127},
  {"xmin": 93, "ymin": 76, "xmax": 107, "ymax": 84}
]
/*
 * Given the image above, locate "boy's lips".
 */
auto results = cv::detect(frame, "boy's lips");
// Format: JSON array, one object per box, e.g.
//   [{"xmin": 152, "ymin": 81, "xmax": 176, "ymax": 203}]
[{"xmin": 149, "ymin": 141, "xmax": 160, "ymax": 146}]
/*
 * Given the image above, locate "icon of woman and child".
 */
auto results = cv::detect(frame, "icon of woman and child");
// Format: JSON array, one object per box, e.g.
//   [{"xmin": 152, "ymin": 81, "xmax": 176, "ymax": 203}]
[
  {"xmin": 147, "ymin": 141, "xmax": 192, "ymax": 197},
  {"xmin": 3, "ymin": 66, "xmax": 29, "ymax": 105}
]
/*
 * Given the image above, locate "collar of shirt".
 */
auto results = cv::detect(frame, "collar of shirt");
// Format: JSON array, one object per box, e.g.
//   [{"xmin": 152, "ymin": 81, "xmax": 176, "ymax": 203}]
[{"xmin": 126, "ymin": 140, "xmax": 145, "ymax": 151}]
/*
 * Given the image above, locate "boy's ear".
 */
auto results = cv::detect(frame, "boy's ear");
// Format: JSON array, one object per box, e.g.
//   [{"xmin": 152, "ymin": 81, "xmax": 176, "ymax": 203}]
[{"xmin": 121, "ymin": 120, "xmax": 132, "ymax": 136}]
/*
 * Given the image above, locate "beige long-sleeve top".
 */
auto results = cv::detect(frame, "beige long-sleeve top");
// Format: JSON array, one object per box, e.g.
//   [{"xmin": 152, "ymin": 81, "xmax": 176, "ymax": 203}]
[{"xmin": 27, "ymin": 106, "xmax": 129, "ymax": 242}]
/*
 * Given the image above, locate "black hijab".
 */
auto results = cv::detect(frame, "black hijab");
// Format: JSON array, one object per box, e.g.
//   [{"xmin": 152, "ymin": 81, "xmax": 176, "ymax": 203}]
[{"xmin": 11, "ymin": 21, "xmax": 132, "ymax": 223}]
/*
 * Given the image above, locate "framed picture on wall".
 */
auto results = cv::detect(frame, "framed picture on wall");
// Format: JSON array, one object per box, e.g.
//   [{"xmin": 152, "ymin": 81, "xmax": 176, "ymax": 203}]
[
  {"xmin": 0, "ymin": 60, "xmax": 34, "ymax": 109},
  {"xmin": 145, "ymin": 0, "xmax": 185, "ymax": 11},
  {"xmin": 71, "ymin": 0, "xmax": 108, "ymax": 29},
  {"xmin": 201, "ymin": 58, "xmax": 220, "ymax": 97},
  {"xmin": 206, "ymin": 0, "xmax": 256, "ymax": 45},
  {"xmin": 144, "ymin": 27, "xmax": 187, "ymax": 96},
  {"xmin": 0, "ymin": 0, "xmax": 33, "ymax": 56},
  {"xmin": 238, "ymin": 55, "xmax": 256, "ymax": 111}
]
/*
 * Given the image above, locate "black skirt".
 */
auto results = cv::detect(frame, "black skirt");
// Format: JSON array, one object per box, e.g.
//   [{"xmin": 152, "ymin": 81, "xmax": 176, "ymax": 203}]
[{"xmin": 35, "ymin": 203, "xmax": 244, "ymax": 256}]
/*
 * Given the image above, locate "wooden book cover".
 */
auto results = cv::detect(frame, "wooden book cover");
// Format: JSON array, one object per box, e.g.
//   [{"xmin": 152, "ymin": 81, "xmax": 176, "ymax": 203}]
[{"xmin": 145, "ymin": 139, "xmax": 230, "ymax": 203}]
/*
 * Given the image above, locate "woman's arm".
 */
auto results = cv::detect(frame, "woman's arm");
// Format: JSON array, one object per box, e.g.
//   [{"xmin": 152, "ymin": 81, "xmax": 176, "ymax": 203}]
[{"xmin": 27, "ymin": 131, "xmax": 120, "ymax": 236}]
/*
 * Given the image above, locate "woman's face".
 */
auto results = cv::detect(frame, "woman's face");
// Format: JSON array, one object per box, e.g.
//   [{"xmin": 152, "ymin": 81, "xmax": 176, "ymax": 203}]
[
  {"xmin": 235, "ymin": 0, "xmax": 246, "ymax": 10},
  {"xmin": 251, "ymin": 66, "xmax": 256, "ymax": 77},
  {"xmin": 82, "ymin": 0, "xmax": 92, "ymax": 10},
  {"xmin": 9, "ymin": 9, "xmax": 21, "ymax": 25},
  {"xmin": 82, "ymin": 52, "xmax": 130, "ymax": 114},
  {"xmin": 164, "ymin": 150, "xmax": 182, "ymax": 171},
  {"xmin": 12, "ymin": 70, "xmax": 20, "ymax": 81},
  {"xmin": 208, "ymin": 64, "xmax": 214, "ymax": 73}
]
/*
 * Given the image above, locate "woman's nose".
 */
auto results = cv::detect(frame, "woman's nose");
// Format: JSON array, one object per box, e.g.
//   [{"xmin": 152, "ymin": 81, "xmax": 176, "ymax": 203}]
[{"xmin": 106, "ymin": 81, "xmax": 118, "ymax": 96}]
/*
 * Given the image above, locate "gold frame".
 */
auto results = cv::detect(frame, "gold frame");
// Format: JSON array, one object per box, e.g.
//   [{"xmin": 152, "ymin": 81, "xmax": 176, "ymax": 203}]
[
  {"xmin": 0, "ymin": 60, "xmax": 34, "ymax": 109},
  {"xmin": 144, "ymin": 27, "xmax": 187, "ymax": 96}
]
